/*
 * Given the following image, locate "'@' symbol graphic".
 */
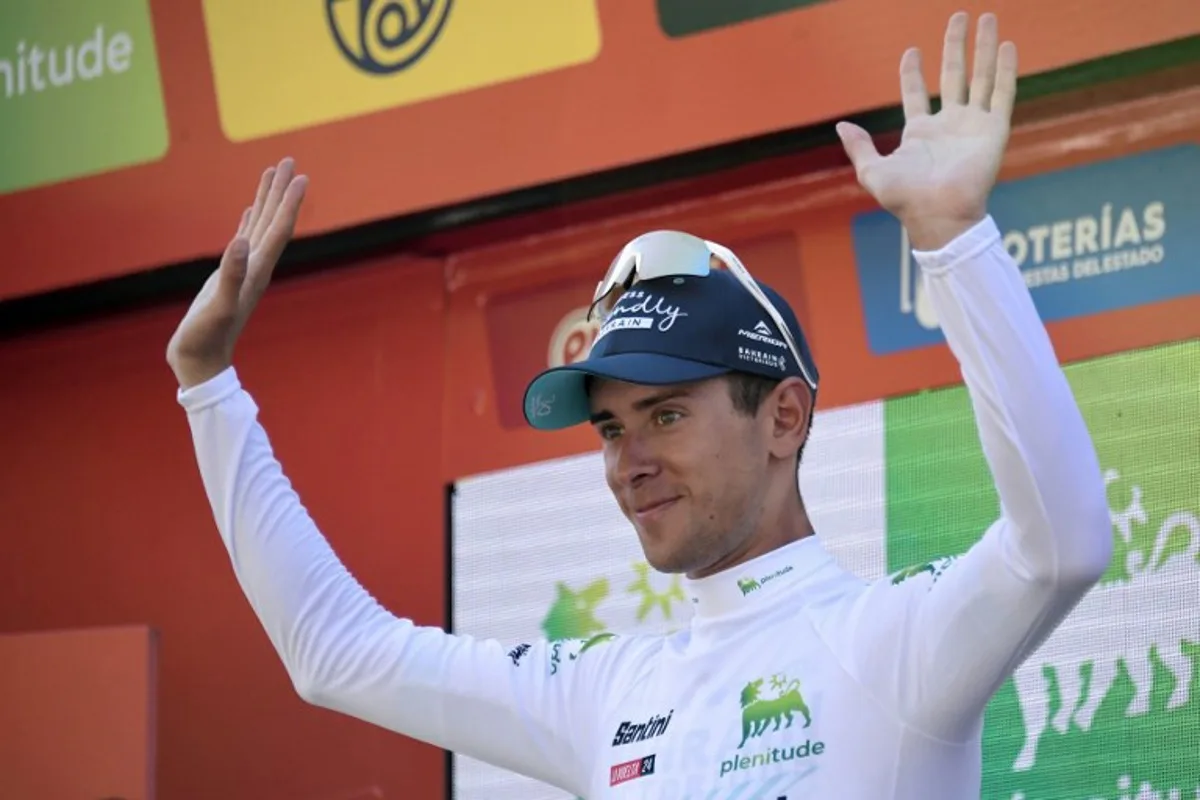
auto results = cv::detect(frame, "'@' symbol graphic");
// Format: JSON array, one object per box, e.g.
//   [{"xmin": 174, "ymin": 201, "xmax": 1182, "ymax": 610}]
[{"xmin": 326, "ymin": 0, "xmax": 453, "ymax": 74}]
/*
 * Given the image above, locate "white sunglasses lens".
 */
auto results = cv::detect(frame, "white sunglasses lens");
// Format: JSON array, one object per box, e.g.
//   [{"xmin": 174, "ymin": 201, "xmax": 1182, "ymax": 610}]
[
  {"xmin": 633, "ymin": 232, "xmax": 711, "ymax": 281},
  {"xmin": 590, "ymin": 231, "xmax": 716, "ymax": 319}
]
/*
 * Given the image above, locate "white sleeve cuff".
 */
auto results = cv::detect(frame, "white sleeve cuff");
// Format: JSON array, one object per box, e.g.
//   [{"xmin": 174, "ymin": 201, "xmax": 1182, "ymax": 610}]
[
  {"xmin": 910, "ymin": 215, "xmax": 1003, "ymax": 276},
  {"xmin": 176, "ymin": 366, "xmax": 243, "ymax": 412}
]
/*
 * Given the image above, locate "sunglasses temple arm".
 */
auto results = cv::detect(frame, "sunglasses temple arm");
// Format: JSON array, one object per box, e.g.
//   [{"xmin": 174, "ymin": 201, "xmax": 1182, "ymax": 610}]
[{"xmin": 706, "ymin": 242, "xmax": 817, "ymax": 391}]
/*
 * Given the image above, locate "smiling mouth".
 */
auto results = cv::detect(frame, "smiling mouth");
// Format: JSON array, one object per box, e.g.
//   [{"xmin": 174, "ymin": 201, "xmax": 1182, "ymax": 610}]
[{"xmin": 634, "ymin": 497, "xmax": 681, "ymax": 521}]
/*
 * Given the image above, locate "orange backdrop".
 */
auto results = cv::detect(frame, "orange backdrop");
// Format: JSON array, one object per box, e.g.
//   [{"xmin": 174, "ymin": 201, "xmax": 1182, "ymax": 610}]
[
  {"xmin": 1, "ymin": 83, "xmax": 1198, "ymax": 800},
  {"xmin": 0, "ymin": 626, "xmax": 157, "ymax": 800},
  {"xmin": 1, "ymin": 0, "xmax": 1197, "ymax": 301}
]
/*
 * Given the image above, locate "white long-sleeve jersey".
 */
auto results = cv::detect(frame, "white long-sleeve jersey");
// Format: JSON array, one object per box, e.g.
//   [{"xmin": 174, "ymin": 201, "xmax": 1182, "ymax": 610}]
[{"xmin": 178, "ymin": 216, "xmax": 1113, "ymax": 799}]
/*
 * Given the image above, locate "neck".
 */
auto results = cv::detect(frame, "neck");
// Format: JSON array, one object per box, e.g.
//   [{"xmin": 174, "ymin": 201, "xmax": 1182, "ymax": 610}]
[
  {"xmin": 687, "ymin": 487, "xmax": 814, "ymax": 580},
  {"xmin": 683, "ymin": 518, "xmax": 829, "ymax": 620}
]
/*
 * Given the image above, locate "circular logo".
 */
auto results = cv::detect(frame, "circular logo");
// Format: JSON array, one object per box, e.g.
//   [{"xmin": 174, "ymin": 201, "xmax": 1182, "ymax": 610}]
[
  {"xmin": 548, "ymin": 306, "xmax": 601, "ymax": 368},
  {"xmin": 326, "ymin": 0, "xmax": 453, "ymax": 75}
]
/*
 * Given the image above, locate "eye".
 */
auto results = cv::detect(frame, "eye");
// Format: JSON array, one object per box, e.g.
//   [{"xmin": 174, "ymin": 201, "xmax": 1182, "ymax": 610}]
[
  {"xmin": 655, "ymin": 409, "xmax": 683, "ymax": 427},
  {"xmin": 597, "ymin": 422, "xmax": 624, "ymax": 441}
]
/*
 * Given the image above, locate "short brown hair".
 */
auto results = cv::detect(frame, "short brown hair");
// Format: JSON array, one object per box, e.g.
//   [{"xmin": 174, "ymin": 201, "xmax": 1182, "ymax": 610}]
[
  {"xmin": 724, "ymin": 372, "xmax": 814, "ymax": 462},
  {"xmin": 725, "ymin": 372, "xmax": 780, "ymax": 416}
]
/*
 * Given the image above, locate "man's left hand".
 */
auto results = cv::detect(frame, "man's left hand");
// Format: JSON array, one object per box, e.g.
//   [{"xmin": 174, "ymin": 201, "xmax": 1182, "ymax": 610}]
[{"xmin": 837, "ymin": 12, "xmax": 1018, "ymax": 251}]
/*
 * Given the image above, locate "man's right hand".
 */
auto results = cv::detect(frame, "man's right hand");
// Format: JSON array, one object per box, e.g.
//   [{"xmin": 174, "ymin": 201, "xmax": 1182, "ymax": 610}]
[{"xmin": 167, "ymin": 157, "xmax": 308, "ymax": 390}]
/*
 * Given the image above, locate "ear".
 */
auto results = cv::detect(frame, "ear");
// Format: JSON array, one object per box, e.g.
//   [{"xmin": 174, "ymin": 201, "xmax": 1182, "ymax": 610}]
[{"xmin": 766, "ymin": 378, "xmax": 813, "ymax": 461}]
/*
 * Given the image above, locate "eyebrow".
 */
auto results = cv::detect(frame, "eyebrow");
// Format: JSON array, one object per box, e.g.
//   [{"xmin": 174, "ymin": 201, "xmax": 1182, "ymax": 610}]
[{"xmin": 588, "ymin": 387, "xmax": 693, "ymax": 425}]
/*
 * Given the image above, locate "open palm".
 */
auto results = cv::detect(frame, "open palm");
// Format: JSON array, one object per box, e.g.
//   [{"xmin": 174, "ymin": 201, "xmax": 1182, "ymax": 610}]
[
  {"xmin": 167, "ymin": 158, "xmax": 308, "ymax": 389},
  {"xmin": 837, "ymin": 13, "xmax": 1018, "ymax": 250}
]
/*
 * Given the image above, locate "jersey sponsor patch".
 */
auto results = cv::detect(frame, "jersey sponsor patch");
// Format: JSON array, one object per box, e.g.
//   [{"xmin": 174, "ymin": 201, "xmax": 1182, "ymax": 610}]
[
  {"xmin": 888, "ymin": 555, "xmax": 958, "ymax": 586},
  {"xmin": 612, "ymin": 709, "xmax": 673, "ymax": 746},
  {"xmin": 609, "ymin": 754, "xmax": 656, "ymax": 787},
  {"xmin": 722, "ymin": 673, "xmax": 826, "ymax": 778},
  {"xmin": 736, "ymin": 564, "xmax": 795, "ymax": 596}
]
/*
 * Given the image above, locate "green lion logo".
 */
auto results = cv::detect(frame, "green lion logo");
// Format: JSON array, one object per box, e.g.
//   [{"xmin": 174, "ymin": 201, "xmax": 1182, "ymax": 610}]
[
  {"xmin": 737, "ymin": 577, "xmax": 760, "ymax": 596},
  {"xmin": 738, "ymin": 673, "xmax": 812, "ymax": 748}
]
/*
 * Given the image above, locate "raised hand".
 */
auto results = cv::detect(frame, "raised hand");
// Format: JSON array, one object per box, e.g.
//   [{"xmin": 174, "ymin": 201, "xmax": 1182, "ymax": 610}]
[
  {"xmin": 167, "ymin": 158, "xmax": 308, "ymax": 389},
  {"xmin": 837, "ymin": 12, "xmax": 1018, "ymax": 250}
]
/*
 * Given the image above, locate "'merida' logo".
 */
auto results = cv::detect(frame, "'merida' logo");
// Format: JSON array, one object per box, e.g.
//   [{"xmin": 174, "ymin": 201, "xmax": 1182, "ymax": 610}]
[
  {"xmin": 326, "ymin": 0, "xmax": 452, "ymax": 75},
  {"xmin": 721, "ymin": 673, "xmax": 824, "ymax": 778}
]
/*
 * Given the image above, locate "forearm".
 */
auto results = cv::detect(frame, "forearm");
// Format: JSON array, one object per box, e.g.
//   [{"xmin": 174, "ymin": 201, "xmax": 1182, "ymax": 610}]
[
  {"xmin": 179, "ymin": 367, "xmax": 388, "ymax": 694},
  {"xmin": 913, "ymin": 215, "xmax": 1113, "ymax": 583},
  {"xmin": 177, "ymin": 368, "xmax": 592, "ymax": 791}
]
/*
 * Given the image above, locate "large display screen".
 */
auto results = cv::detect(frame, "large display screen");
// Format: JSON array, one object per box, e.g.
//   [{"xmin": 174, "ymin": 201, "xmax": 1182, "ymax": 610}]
[{"xmin": 449, "ymin": 339, "xmax": 1199, "ymax": 800}]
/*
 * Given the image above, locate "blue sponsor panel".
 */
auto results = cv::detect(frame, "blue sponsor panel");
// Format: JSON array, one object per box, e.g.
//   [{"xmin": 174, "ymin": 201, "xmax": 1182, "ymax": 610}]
[{"xmin": 851, "ymin": 144, "xmax": 1200, "ymax": 355}]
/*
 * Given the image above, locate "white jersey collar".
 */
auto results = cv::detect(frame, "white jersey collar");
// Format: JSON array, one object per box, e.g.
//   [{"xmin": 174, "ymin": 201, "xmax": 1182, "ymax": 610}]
[{"xmin": 683, "ymin": 535, "xmax": 831, "ymax": 619}]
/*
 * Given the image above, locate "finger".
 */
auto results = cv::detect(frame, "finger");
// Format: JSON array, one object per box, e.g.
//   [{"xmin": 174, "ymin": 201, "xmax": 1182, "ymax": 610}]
[
  {"xmin": 968, "ymin": 13, "xmax": 999, "ymax": 110},
  {"xmin": 235, "ymin": 207, "xmax": 253, "ymax": 238},
  {"xmin": 899, "ymin": 47, "xmax": 930, "ymax": 121},
  {"xmin": 835, "ymin": 122, "xmax": 883, "ymax": 184},
  {"xmin": 215, "ymin": 236, "xmax": 250, "ymax": 311},
  {"xmin": 939, "ymin": 11, "xmax": 970, "ymax": 106},
  {"xmin": 246, "ymin": 175, "xmax": 308, "ymax": 291},
  {"xmin": 244, "ymin": 166, "xmax": 276, "ymax": 238},
  {"xmin": 991, "ymin": 41, "xmax": 1019, "ymax": 119},
  {"xmin": 250, "ymin": 157, "xmax": 296, "ymax": 245}
]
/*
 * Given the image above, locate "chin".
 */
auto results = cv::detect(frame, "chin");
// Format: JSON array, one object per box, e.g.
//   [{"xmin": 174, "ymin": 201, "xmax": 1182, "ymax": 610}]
[{"xmin": 638, "ymin": 536, "xmax": 698, "ymax": 576}]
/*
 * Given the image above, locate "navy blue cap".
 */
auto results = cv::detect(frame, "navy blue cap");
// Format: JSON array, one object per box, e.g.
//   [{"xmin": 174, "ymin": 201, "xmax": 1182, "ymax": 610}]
[{"xmin": 522, "ymin": 269, "xmax": 818, "ymax": 430}]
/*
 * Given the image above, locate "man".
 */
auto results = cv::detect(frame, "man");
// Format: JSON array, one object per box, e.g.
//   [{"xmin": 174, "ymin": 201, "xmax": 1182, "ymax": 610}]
[{"xmin": 168, "ymin": 12, "xmax": 1112, "ymax": 798}]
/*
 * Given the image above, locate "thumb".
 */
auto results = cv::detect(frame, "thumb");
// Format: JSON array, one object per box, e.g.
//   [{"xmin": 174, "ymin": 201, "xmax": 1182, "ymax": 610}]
[
  {"xmin": 215, "ymin": 236, "xmax": 250, "ymax": 307},
  {"xmin": 835, "ymin": 122, "xmax": 883, "ymax": 182}
]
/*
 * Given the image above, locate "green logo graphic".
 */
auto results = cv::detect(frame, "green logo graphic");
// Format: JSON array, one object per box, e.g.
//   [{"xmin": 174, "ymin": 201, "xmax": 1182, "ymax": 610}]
[
  {"xmin": 738, "ymin": 673, "xmax": 812, "ymax": 747},
  {"xmin": 541, "ymin": 577, "xmax": 609, "ymax": 642},
  {"xmin": 540, "ymin": 563, "xmax": 689, "ymax": 679},
  {"xmin": 0, "ymin": 0, "xmax": 168, "ymax": 195},
  {"xmin": 737, "ymin": 565, "xmax": 795, "ymax": 597},
  {"xmin": 720, "ymin": 672, "xmax": 824, "ymax": 778},
  {"xmin": 656, "ymin": 0, "xmax": 832, "ymax": 39},
  {"xmin": 884, "ymin": 339, "xmax": 1200, "ymax": 799},
  {"xmin": 888, "ymin": 555, "xmax": 958, "ymax": 586},
  {"xmin": 627, "ymin": 561, "xmax": 686, "ymax": 622},
  {"xmin": 577, "ymin": 631, "xmax": 616, "ymax": 656}
]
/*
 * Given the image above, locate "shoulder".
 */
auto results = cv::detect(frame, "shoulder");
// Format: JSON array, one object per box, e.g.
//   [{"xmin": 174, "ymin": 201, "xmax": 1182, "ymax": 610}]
[
  {"xmin": 803, "ymin": 554, "xmax": 963, "ymax": 653},
  {"xmin": 533, "ymin": 630, "xmax": 666, "ymax": 684}
]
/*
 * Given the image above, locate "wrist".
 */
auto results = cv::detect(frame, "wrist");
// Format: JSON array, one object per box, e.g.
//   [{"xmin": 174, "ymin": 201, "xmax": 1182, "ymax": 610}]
[
  {"xmin": 902, "ymin": 213, "xmax": 988, "ymax": 252},
  {"xmin": 172, "ymin": 359, "xmax": 231, "ymax": 392}
]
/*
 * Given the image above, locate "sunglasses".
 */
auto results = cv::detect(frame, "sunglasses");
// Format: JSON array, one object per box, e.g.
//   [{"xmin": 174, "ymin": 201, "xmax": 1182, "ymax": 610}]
[{"xmin": 588, "ymin": 229, "xmax": 817, "ymax": 391}]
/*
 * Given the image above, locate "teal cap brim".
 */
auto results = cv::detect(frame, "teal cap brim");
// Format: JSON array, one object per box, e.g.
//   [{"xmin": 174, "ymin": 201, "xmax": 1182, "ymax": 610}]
[{"xmin": 522, "ymin": 353, "xmax": 731, "ymax": 430}]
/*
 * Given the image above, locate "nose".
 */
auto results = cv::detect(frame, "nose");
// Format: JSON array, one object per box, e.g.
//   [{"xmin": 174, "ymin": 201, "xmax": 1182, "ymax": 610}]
[{"xmin": 613, "ymin": 431, "xmax": 661, "ymax": 488}]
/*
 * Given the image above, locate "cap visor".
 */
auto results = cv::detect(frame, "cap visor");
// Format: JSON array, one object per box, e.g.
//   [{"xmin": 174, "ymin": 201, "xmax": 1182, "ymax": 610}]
[{"xmin": 522, "ymin": 353, "xmax": 730, "ymax": 430}]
